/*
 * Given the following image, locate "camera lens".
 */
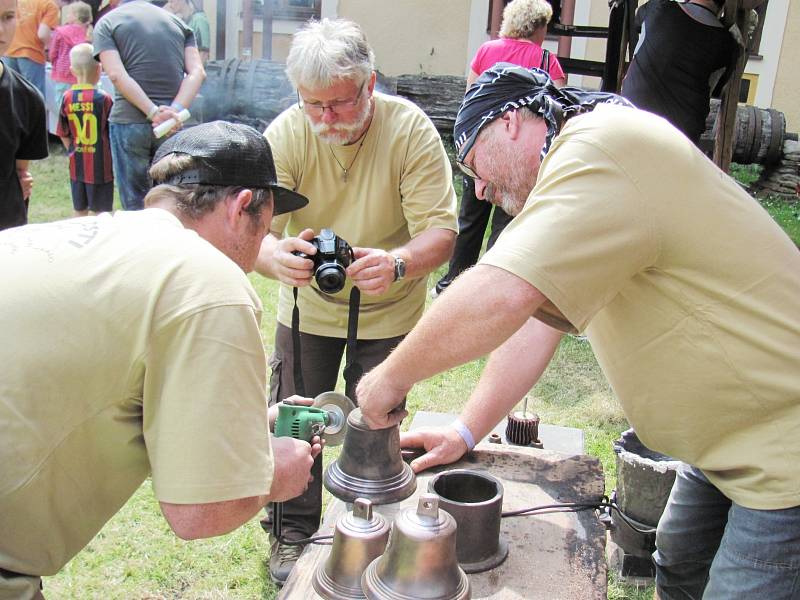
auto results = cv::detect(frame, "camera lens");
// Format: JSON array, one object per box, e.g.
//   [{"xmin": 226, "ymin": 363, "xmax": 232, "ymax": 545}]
[{"xmin": 316, "ymin": 263, "xmax": 347, "ymax": 294}]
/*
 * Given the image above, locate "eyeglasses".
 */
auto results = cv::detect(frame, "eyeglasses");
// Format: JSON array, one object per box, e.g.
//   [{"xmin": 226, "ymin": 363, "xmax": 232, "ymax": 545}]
[
  {"xmin": 298, "ymin": 81, "xmax": 366, "ymax": 116},
  {"xmin": 456, "ymin": 156, "xmax": 479, "ymax": 180},
  {"xmin": 455, "ymin": 128, "xmax": 482, "ymax": 180}
]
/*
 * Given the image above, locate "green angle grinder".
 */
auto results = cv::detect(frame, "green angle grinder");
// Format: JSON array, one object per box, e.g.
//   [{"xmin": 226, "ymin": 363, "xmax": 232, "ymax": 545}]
[
  {"xmin": 271, "ymin": 392, "xmax": 355, "ymax": 541},
  {"xmin": 274, "ymin": 391, "xmax": 354, "ymax": 446}
]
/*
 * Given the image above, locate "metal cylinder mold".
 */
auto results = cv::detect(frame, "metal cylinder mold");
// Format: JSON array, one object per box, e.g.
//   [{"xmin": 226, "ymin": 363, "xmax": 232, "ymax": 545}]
[
  {"xmin": 362, "ymin": 494, "xmax": 470, "ymax": 600},
  {"xmin": 313, "ymin": 498, "xmax": 391, "ymax": 600},
  {"xmin": 324, "ymin": 408, "xmax": 416, "ymax": 505},
  {"xmin": 428, "ymin": 469, "xmax": 508, "ymax": 573}
]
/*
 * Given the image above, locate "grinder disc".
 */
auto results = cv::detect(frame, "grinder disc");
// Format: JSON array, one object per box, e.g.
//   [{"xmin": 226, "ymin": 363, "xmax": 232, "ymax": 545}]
[{"xmin": 312, "ymin": 391, "xmax": 355, "ymax": 447}]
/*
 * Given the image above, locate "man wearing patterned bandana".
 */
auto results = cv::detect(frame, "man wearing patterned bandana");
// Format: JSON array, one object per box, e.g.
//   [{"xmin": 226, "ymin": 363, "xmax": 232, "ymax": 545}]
[{"xmin": 358, "ymin": 64, "xmax": 800, "ymax": 599}]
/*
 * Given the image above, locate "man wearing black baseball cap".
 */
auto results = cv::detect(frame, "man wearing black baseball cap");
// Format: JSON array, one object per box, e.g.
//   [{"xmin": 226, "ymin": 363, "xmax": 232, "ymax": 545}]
[
  {"xmin": 0, "ymin": 121, "xmax": 316, "ymax": 598},
  {"xmin": 357, "ymin": 64, "xmax": 800, "ymax": 598},
  {"xmin": 148, "ymin": 120, "xmax": 309, "ymax": 272}
]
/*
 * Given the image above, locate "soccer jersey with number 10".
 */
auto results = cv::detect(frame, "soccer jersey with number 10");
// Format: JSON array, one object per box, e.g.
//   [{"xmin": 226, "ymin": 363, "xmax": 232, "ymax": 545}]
[{"xmin": 56, "ymin": 84, "xmax": 114, "ymax": 185}]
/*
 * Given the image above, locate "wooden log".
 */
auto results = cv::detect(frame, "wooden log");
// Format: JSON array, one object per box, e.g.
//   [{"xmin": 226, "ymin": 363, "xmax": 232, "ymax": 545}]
[
  {"xmin": 702, "ymin": 100, "xmax": 786, "ymax": 165},
  {"xmin": 199, "ymin": 59, "xmax": 297, "ymax": 132},
  {"xmin": 395, "ymin": 74, "xmax": 466, "ymax": 133}
]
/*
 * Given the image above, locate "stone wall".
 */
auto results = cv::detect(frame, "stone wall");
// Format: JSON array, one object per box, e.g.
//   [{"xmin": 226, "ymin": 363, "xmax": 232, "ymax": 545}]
[{"xmin": 752, "ymin": 139, "xmax": 800, "ymax": 199}]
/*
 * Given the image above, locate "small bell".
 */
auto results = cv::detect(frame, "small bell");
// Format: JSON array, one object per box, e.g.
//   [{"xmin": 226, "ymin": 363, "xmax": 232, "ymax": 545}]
[
  {"xmin": 361, "ymin": 494, "xmax": 471, "ymax": 600},
  {"xmin": 314, "ymin": 498, "xmax": 391, "ymax": 600}
]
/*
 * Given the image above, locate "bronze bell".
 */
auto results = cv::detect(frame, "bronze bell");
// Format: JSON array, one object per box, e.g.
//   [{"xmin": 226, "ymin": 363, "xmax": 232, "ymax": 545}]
[
  {"xmin": 324, "ymin": 408, "xmax": 416, "ymax": 504},
  {"xmin": 314, "ymin": 498, "xmax": 391, "ymax": 600},
  {"xmin": 361, "ymin": 493, "xmax": 471, "ymax": 600},
  {"xmin": 428, "ymin": 469, "xmax": 508, "ymax": 573}
]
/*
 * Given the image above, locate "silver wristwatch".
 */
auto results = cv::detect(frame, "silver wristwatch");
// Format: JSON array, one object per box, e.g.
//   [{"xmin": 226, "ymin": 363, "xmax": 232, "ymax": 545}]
[{"xmin": 393, "ymin": 256, "xmax": 406, "ymax": 281}]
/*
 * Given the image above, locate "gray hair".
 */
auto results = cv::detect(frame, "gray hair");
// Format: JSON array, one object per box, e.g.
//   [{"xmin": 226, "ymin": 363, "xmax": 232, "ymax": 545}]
[
  {"xmin": 500, "ymin": 0, "xmax": 553, "ymax": 39},
  {"xmin": 285, "ymin": 18, "xmax": 375, "ymax": 89},
  {"xmin": 146, "ymin": 154, "xmax": 271, "ymax": 221}
]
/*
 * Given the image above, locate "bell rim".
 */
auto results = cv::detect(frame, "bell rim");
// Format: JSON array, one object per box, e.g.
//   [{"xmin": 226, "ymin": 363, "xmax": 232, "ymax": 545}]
[
  {"xmin": 361, "ymin": 557, "xmax": 471, "ymax": 600},
  {"xmin": 313, "ymin": 561, "xmax": 367, "ymax": 600},
  {"xmin": 324, "ymin": 459, "xmax": 417, "ymax": 505}
]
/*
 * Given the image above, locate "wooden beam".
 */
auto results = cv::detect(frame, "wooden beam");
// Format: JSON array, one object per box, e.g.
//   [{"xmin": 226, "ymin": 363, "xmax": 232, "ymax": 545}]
[
  {"xmin": 489, "ymin": 0, "xmax": 504, "ymax": 39},
  {"xmin": 557, "ymin": 0, "xmax": 576, "ymax": 60},
  {"xmin": 242, "ymin": 0, "xmax": 253, "ymax": 59},
  {"xmin": 261, "ymin": 0, "xmax": 273, "ymax": 60},
  {"xmin": 713, "ymin": 0, "xmax": 749, "ymax": 171},
  {"xmin": 215, "ymin": 0, "xmax": 226, "ymax": 60}
]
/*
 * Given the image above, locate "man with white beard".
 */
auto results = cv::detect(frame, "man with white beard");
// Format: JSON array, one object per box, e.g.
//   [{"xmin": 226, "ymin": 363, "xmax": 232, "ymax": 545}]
[{"xmin": 253, "ymin": 18, "xmax": 457, "ymax": 586}]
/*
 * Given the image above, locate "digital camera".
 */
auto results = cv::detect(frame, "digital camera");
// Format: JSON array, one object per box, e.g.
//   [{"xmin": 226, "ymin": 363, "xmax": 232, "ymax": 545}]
[{"xmin": 294, "ymin": 229, "xmax": 354, "ymax": 294}]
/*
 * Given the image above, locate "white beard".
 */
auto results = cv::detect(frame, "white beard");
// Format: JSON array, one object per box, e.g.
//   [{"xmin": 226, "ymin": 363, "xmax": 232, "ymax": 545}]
[
  {"xmin": 484, "ymin": 183, "xmax": 527, "ymax": 216},
  {"xmin": 307, "ymin": 98, "xmax": 372, "ymax": 146}
]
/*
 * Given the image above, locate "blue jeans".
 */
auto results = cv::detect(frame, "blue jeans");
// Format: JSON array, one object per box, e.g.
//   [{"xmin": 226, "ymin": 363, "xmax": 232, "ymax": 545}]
[
  {"xmin": 654, "ymin": 463, "xmax": 800, "ymax": 599},
  {"xmin": 109, "ymin": 123, "xmax": 163, "ymax": 211},
  {"xmin": 1, "ymin": 57, "xmax": 45, "ymax": 99}
]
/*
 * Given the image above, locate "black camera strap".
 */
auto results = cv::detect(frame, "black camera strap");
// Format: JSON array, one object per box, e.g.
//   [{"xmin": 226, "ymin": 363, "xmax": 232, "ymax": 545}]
[
  {"xmin": 342, "ymin": 286, "xmax": 362, "ymax": 391},
  {"xmin": 291, "ymin": 286, "xmax": 306, "ymax": 397},
  {"xmin": 291, "ymin": 286, "xmax": 362, "ymax": 398}
]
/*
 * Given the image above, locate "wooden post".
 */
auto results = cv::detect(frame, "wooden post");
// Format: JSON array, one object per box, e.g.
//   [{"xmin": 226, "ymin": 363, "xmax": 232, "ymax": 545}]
[
  {"xmin": 713, "ymin": 0, "xmax": 748, "ymax": 171},
  {"xmin": 489, "ymin": 0, "xmax": 504, "ymax": 39},
  {"xmin": 215, "ymin": 0, "xmax": 226, "ymax": 60},
  {"xmin": 602, "ymin": 0, "xmax": 627, "ymax": 92},
  {"xmin": 557, "ymin": 0, "xmax": 576, "ymax": 62},
  {"xmin": 242, "ymin": 0, "xmax": 253, "ymax": 60},
  {"xmin": 261, "ymin": 0, "xmax": 273, "ymax": 60}
]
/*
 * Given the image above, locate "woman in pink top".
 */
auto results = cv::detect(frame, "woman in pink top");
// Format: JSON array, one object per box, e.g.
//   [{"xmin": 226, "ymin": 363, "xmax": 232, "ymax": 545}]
[
  {"xmin": 469, "ymin": 0, "xmax": 566, "ymax": 86},
  {"xmin": 49, "ymin": 1, "xmax": 92, "ymax": 90},
  {"xmin": 432, "ymin": 0, "xmax": 566, "ymax": 298}
]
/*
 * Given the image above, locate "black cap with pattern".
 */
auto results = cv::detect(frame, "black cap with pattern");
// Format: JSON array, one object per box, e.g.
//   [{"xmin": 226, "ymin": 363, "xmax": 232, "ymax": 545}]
[
  {"xmin": 152, "ymin": 121, "xmax": 308, "ymax": 216},
  {"xmin": 454, "ymin": 63, "xmax": 633, "ymax": 165}
]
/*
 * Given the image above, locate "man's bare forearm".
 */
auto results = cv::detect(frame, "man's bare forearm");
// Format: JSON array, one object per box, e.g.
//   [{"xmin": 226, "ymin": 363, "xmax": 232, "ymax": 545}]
[
  {"xmin": 379, "ymin": 264, "xmax": 545, "ymax": 388},
  {"xmin": 172, "ymin": 47, "xmax": 206, "ymax": 109},
  {"xmin": 460, "ymin": 317, "xmax": 563, "ymax": 441},
  {"xmin": 160, "ymin": 495, "xmax": 268, "ymax": 540}
]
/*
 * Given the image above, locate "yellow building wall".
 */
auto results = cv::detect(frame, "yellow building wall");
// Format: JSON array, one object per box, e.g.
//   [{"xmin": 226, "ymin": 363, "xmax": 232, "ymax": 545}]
[
  {"xmin": 771, "ymin": 0, "xmax": 799, "ymax": 132},
  {"xmin": 237, "ymin": 31, "xmax": 293, "ymax": 61},
  {"xmin": 337, "ymin": 0, "xmax": 473, "ymax": 76}
]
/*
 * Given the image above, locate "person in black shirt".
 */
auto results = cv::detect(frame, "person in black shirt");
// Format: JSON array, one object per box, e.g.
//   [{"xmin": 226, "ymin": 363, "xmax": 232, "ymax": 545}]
[
  {"xmin": 0, "ymin": 0, "xmax": 49, "ymax": 231},
  {"xmin": 621, "ymin": 0, "xmax": 739, "ymax": 145}
]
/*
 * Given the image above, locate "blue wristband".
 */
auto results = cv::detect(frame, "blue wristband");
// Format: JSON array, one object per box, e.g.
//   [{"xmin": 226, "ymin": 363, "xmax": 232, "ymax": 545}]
[
  {"xmin": 170, "ymin": 101, "xmax": 185, "ymax": 112},
  {"xmin": 452, "ymin": 418, "xmax": 476, "ymax": 451}
]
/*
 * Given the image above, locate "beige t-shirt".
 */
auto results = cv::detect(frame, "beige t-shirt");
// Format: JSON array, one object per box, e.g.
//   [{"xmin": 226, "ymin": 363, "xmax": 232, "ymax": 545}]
[
  {"xmin": 0, "ymin": 210, "xmax": 273, "ymax": 580},
  {"xmin": 265, "ymin": 92, "xmax": 458, "ymax": 339},
  {"xmin": 483, "ymin": 104, "xmax": 800, "ymax": 510}
]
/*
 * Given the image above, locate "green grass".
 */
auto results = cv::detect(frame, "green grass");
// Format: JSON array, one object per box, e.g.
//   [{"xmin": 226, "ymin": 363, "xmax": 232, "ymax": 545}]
[
  {"xmin": 729, "ymin": 162, "xmax": 800, "ymax": 246},
  {"xmin": 26, "ymin": 144, "xmax": 796, "ymax": 599},
  {"xmin": 760, "ymin": 196, "xmax": 800, "ymax": 245}
]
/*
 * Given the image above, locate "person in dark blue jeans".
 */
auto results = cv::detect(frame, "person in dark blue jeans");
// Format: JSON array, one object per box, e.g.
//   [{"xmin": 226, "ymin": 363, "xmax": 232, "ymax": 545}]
[{"xmin": 93, "ymin": 0, "xmax": 205, "ymax": 210}]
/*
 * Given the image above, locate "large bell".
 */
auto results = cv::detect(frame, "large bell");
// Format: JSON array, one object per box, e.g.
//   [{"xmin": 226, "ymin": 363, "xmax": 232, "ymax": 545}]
[
  {"xmin": 361, "ymin": 494, "xmax": 471, "ymax": 600},
  {"xmin": 428, "ymin": 469, "xmax": 508, "ymax": 573},
  {"xmin": 314, "ymin": 498, "xmax": 391, "ymax": 600},
  {"xmin": 324, "ymin": 408, "xmax": 416, "ymax": 504}
]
